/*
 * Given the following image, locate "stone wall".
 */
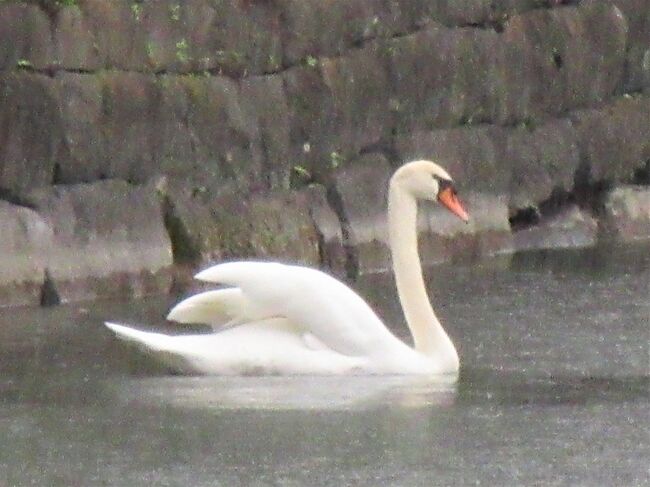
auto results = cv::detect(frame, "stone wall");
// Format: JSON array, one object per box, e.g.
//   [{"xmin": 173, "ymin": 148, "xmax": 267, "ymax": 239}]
[{"xmin": 1, "ymin": 0, "xmax": 649, "ymax": 306}]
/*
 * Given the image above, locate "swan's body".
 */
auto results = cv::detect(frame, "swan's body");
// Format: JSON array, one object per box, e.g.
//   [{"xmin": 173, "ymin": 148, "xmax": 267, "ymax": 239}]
[{"xmin": 106, "ymin": 160, "xmax": 469, "ymax": 375}]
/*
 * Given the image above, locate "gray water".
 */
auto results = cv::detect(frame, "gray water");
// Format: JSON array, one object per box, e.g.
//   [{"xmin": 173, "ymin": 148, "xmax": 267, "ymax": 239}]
[{"xmin": 1, "ymin": 244, "xmax": 648, "ymax": 486}]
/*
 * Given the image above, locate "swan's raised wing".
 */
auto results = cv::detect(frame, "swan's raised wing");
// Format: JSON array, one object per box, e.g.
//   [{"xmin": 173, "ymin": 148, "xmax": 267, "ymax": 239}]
[
  {"xmin": 191, "ymin": 262, "xmax": 398, "ymax": 356},
  {"xmin": 167, "ymin": 288, "xmax": 257, "ymax": 330}
]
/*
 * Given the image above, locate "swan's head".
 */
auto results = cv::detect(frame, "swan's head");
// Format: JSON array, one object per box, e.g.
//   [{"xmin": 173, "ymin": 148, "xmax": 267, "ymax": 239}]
[{"xmin": 392, "ymin": 160, "xmax": 469, "ymax": 222}]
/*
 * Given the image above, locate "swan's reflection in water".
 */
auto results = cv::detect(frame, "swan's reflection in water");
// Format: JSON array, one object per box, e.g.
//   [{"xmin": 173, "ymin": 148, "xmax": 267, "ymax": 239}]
[{"xmin": 120, "ymin": 375, "xmax": 458, "ymax": 411}]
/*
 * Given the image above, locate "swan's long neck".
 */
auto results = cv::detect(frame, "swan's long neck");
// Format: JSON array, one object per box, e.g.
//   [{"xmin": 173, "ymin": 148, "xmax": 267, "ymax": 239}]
[{"xmin": 387, "ymin": 182, "xmax": 459, "ymax": 369}]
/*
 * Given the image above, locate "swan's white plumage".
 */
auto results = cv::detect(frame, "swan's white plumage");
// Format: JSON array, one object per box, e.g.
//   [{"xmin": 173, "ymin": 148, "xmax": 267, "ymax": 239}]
[
  {"xmin": 107, "ymin": 262, "xmax": 430, "ymax": 374},
  {"xmin": 194, "ymin": 262, "xmax": 403, "ymax": 356},
  {"xmin": 104, "ymin": 160, "xmax": 467, "ymax": 376},
  {"xmin": 166, "ymin": 288, "xmax": 252, "ymax": 330},
  {"xmin": 106, "ymin": 319, "xmax": 366, "ymax": 375}
]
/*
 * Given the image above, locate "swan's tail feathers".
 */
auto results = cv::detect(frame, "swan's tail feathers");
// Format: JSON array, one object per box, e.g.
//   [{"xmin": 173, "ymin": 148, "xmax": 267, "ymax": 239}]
[
  {"xmin": 104, "ymin": 322, "xmax": 173, "ymax": 353},
  {"xmin": 104, "ymin": 322, "xmax": 199, "ymax": 373},
  {"xmin": 166, "ymin": 288, "xmax": 253, "ymax": 330}
]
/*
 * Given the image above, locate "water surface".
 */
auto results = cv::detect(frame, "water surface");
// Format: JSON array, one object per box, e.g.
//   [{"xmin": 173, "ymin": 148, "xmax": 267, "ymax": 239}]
[{"xmin": 1, "ymin": 244, "xmax": 648, "ymax": 486}]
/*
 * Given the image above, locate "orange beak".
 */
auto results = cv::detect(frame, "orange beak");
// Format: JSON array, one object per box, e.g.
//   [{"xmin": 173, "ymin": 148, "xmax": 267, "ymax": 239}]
[{"xmin": 438, "ymin": 186, "xmax": 469, "ymax": 223}]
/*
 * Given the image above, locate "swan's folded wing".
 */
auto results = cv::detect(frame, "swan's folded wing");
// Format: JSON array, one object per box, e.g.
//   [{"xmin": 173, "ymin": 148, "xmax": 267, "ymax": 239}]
[
  {"xmin": 167, "ymin": 288, "xmax": 262, "ymax": 331},
  {"xmin": 194, "ymin": 262, "xmax": 397, "ymax": 356}
]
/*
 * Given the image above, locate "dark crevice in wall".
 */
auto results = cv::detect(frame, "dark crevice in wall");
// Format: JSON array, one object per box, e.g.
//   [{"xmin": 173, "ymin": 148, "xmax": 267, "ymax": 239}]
[
  {"xmin": 512, "ymin": 154, "xmax": 650, "ymax": 239},
  {"xmin": 161, "ymin": 196, "xmax": 200, "ymax": 265},
  {"xmin": 508, "ymin": 206, "xmax": 540, "ymax": 231},
  {"xmin": 573, "ymin": 160, "xmax": 613, "ymax": 215},
  {"xmin": 508, "ymin": 159, "xmax": 610, "ymax": 232},
  {"xmin": 632, "ymin": 159, "xmax": 650, "ymax": 185},
  {"xmin": 40, "ymin": 269, "xmax": 60, "ymax": 307},
  {"xmin": 0, "ymin": 187, "xmax": 37, "ymax": 209},
  {"xmin": 51, "ymin": 162, "xmax": 62, "ymax": 185},
  {"xmin": 312, "ymin": 216, "xmax": 328, "ymax": 271},
  {"xmin": 538, "ymin": 187, "xmax": 572, "ymax": 218},
  {"xmin": 324, "ymin": 184, "xmax": 359, "ymax": 282},
  {"xmin": 456, "ymin": 20, "xmax": 504, "ymax": 34}
]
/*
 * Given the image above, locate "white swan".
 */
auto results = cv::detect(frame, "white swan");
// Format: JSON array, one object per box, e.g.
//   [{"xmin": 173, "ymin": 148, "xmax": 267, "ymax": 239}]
[{"xmin": 105, "ymin": 160, "xmax": 469, "ymax": 375}]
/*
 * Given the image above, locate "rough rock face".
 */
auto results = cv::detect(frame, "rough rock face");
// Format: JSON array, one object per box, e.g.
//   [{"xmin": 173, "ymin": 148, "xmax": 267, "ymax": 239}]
[
  {"xmin": 570, "ymin": 96, "xmax": 650, "ymax": 183},
  {"xmin": 602, "ymin": 186, "xmax": 650, "ymax": 241},
  {"xmin": 23, "ymin": 180, "xmax": 173, "ymax": 303},
  {"xmin": 0, "ymin": 0, "xmax": 649, "ymax": 307},
  {"xmin": 512, "ymin": 206, "xmax": 599, "ymax": 251},
  {"xmin": 0, "ymin": 72, "xmax": 62, "ymax": 193},
  {"xmin": 163, "ymin": 179, "xmax": 323, "ymax": 267},
  {"xmin": 0, "ymin": 202, "xmax": 52, "ymax": 307}
]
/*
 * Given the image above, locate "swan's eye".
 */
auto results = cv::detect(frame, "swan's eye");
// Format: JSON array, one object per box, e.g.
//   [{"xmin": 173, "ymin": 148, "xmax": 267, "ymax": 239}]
[{"xmin": 437, "ymin": 178, "xmax": 453, "ymax": 193}]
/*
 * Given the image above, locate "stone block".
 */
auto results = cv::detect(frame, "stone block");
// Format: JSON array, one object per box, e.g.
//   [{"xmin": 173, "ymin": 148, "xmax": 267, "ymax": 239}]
[
  {"xmin": 54, "ymin": 73, "xmax": 105, "ymax": 183},
  {"xmin": 181, "ymin": 75, "xmax": 259, "ymax": 189},
  {"xmin": 53, "ymin": 4, "xmax": 102, "ymax": 70},
  {"xmin": 438, "ymin": 0, "xmax": 539, "ymax": 26},
  {"xmin": 0, "ymin": 202, "xmax": 52, "ymax": 307},
  {"xmin": 164, "ymin": 180, "xmax": 322, "ymax": 268},
  {"xmin": 387, "ymin": 26, "xmax": 502, "ymax": 130},
  {"xmin": 282, "ymin": 65, "xmax": 339, "ymax": 176},
  {"xmin": 94, "ymin": 71, "xmax": 160, "ymax": 182},
  {"xmin": 494, "ymin": 19, "xmax": 542, "ymax": 124},
  {"xmin": 56, "ymin": 71, "xmax": 185, "ymax": 185},
  {"xmin": 135, "ymin": 0, "xmax": 243, "ymax": 74},
  {"xmin": 153, "ymin": 75, "xmax": 197, "ymax": 176},
  {"xmin": 602, "ymin": 185, "xmax": 650, "ymax": 241},
  {"xmin": 396, "ymin": 119, "xmax": 579, "ymax": 224},
  {"xmin": 609, "ymin": 0, "xmax": 650, "ymax": 91},
  {"xmin": 159, "ymin": 177, "xmax": 220, "ymax": 265},
  {"xmin": 512, "ymin": 205, "xmax": 598, "ymax": 251},
  {"xmin": 503, "ymin": 3, "xmax": 627, "ymax": 119},
  {"xmin": 138, "ymin": 0, "xmax": 191, "ymax": 72},
  {"xmin": 368, "ymin": 0, "xmax": 434, "ymax": 33},
  {"xmin": 240, "ymin": 75, "xmax": 292, "ymax": 189},
  {"xmin": 0, "ymin": 72, "xmax": 62, "ymax": 193},
  {"xmin": 243, "ymin": 191, "xmax": 322, "ymax": 265},
  {"xmin": 320, "ymin": 43, "xmax": 391, "ymax": 155},
  {"xmin": 567, "ymin": 2, "xmax": 628, "ymax": 102},
  {"xmin": 394, "ymin": 125, "xmax": 509, "ymax": 195},
  {"xmin": 505, "ymin": 119, "xmax": 580, "ymax": 208},
  {"xmin": 200, "ymin": 0, "xmax": 283, "ymax": 76},
  {"xmin": 0, "ymin": 3, "xmax": 53, "ymax": 70},
  {"xmin": 419, "ymin": 192, "xmax": 513, "ymax": 264},
  {"xmin": 23, "ymin": 180, "xmax": 173, "ymax": 303},
  {"xmin": 125, "ymin": 0, "xmax": 284, "ymax": 76},
  {"xmin": 279, "ymin": 0, "xmax": 384, "ymax": 65},
  {"xmin": 79, "ymin": 0, "xmax": 148, "ymax": 70},
  {"xmin": 570, "ymin": 95, "xmax": 650, "ymax": 182},
  {"xmin": 55, "ymin": 71, "xmax": 257, "ymax": 187}
]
